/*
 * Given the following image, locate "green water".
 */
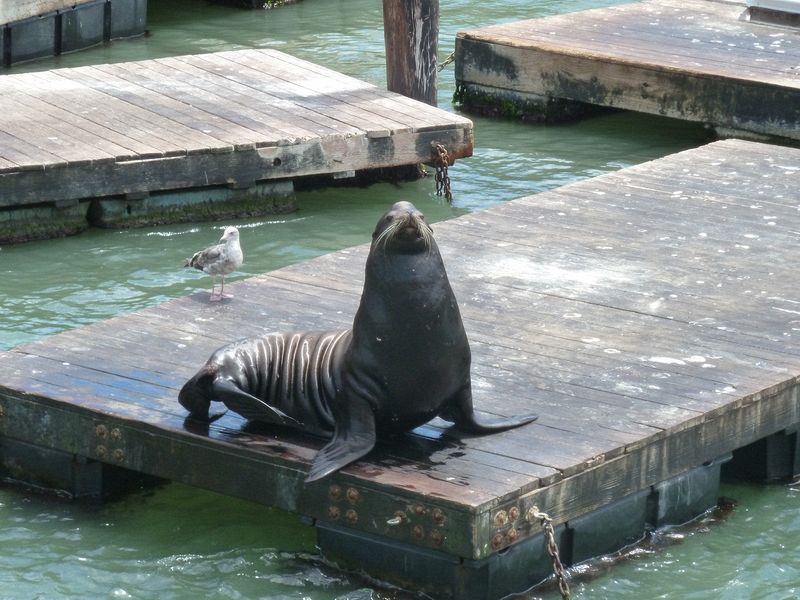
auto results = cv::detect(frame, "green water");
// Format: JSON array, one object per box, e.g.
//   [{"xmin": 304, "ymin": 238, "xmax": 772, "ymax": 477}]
[{"xmin": 1, "ymin": 1, "xmax": 797, "ymax": 598}]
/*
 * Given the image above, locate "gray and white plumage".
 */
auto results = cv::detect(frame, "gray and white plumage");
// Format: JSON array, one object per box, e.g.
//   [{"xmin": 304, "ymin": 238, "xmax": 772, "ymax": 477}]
[{"xmin": 185, "ymin": 226, "xmax": 243, "ymax": 301}]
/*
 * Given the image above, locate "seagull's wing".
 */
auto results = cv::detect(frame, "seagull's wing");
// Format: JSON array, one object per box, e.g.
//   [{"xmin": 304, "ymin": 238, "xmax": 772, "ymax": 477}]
[{"xmin": 187, "ymin": 243, "xmax": 224, "ymax": 269}]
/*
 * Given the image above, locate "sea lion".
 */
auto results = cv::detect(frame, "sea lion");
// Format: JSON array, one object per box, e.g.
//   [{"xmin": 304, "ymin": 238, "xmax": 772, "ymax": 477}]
[{"xmin": 179, "ymin": 201, "xmax": 537, "ymax": 482}]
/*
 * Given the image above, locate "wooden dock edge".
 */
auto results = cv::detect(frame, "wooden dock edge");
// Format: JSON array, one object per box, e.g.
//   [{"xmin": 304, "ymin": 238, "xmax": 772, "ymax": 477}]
[
  {"xmin": 0, "ymin": 165, "xmax": 427, "ymax": 245},
  {"xmin": 0, "ymin": 111, "xmax": 470, "ymax": 244},
  {"xmin": 453, "ymin": 11, "xmax": 800, "ymax": 142},
  {"xmin": 1, "ymin": 378, "xmax": 797, "ymax": 598}
]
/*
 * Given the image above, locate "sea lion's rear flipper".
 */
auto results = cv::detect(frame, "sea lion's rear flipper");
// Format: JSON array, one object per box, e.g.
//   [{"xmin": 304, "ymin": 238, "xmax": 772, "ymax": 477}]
[
  {"xmin": 442, "ymin": 384, "xmax": 538, "ymax": 433},
  {"xmin": 212, "ymin": 378, "xmax": 298, "ymax": 426},
  {"xmin": 305, "ymin": 395, "xmax": 376, "ymax": 483}
]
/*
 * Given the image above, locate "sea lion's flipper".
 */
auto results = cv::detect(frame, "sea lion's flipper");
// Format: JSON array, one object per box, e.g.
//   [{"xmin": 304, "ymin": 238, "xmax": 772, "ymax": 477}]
[
  {"xmin": 441, "ymin": 384, "xmax": 538, "ymax": 433},
  {"xmin": 212, "ymin": 378, "xmax": 298, "ymax": 426},
  {"xmin": 305, "ymin": 395, "xmax": 376, "ymax": 483}
]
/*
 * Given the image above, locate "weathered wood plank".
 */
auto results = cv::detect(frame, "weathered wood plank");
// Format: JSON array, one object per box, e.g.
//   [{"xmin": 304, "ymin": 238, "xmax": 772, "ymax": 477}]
[
  {"xmin": 0, "ymin": 49, "xmax": 473, "ymax": 219},
  {"xmin": 2, "ymin": 75, "xmax": 163, "ymax": 160},
  {"xmin": 161, "ymin": 56, "xmax": 355, "ymax": 141},
  {"xmin": 480, "ymin": 3, "xmax": 800, "ymax": 82},
  {"xmin": 21, "ymin": 71, "xmax": 188, "ymax": 157},
  {"xmin": 200, "ymin": 52, "xmax": 410, "ymax": 136},
  {"xmin": 455, "ymin": 0, "xmax": 800, "ymax": 139}
]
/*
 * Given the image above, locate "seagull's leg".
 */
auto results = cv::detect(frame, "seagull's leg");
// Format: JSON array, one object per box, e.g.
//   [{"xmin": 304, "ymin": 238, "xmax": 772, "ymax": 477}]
[
  {"xmin": 219, "ymin": 275, "xmax": 234, "ymax": 299},
  {"xmin": 209, "ymin": 276, "xmax": 222, "ymax": 302}
]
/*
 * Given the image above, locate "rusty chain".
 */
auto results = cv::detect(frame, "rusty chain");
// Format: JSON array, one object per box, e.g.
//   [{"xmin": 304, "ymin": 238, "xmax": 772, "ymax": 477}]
[
  {"xmin": 529, "ymin": 506, "xmax": 571, "ymax": 600},
  {"xmin": 433, "ymin": 143, "xmax": 453, "ymax": 202},
  {"xmin": 438, "ymin": 52, "xmax": 455, "ymax": 72}
]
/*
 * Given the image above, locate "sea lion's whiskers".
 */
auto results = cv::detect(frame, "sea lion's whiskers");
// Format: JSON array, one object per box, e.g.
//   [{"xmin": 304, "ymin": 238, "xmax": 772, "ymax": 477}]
[
  {"xmin": 374, "ymin": 219, "xmax": 401, "ymax": 252},
  {"xmin": 416, "ymin": 215, "xmax": 434, "ymax": 254}
]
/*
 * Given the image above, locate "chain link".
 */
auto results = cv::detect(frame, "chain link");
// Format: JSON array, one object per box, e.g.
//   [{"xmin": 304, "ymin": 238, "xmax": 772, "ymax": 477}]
[
  {"xmin": 438, "ymin": 52, "xmax": 455, "ymax": 72},
  {"xmin": 529, "ymin": 507, "xmax": 571, "ymax": 600},
  {"xmin": 433, "ymin": 143, "xmax": 453, "ymax": 202}
]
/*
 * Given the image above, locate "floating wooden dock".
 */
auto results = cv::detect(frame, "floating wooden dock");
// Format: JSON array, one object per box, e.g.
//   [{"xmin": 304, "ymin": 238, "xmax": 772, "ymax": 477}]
[
  {"xmin": 455, "ymin": 0, "xmax": 800, "ymax": 140},
  {"xmin": 1, "ymin": 139, "xmax": 799, "ymax": 598},
  {"xmin": 0, "ymin": 48, "xmax": 473, "ymax": 243}
]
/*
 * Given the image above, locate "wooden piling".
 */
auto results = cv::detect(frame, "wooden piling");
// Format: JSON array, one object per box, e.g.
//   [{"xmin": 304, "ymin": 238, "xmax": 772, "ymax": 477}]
[{"xmin": 382, "ymin": 0, "xmax": 439, "ymax": 106}]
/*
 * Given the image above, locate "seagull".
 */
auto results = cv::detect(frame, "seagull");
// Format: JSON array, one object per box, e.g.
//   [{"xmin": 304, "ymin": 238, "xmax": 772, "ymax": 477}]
[{"xmin": 184, "ymin": 226, "xmax": 243, "ymax": 302}]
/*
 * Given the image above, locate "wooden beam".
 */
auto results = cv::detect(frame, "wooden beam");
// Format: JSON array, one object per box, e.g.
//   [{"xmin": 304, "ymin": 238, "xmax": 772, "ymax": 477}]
[{"xmin": 382, "ymin": 0, "xmax": 439, "ymax": 106}]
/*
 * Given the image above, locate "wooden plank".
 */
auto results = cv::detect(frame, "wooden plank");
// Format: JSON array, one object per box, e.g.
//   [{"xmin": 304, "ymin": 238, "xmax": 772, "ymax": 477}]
[
  {"xmin": 173, "ymin": 53, "xmax": 370, "ymax": 138},
  {"xmin": 47, "ymin": 64, "xmax": 236, "ymax": 153},
  {"xmin": 161, "ymin": 56, "xmax": 355, "ymax": 142},
  {"xmin": 270, "ymin": 49, "xmax": 474, "ymax": 136},
  {"xmin": 478, "ymin": 3, "xmax": 800, "ymax": 82},
  {"xmin": 455, "ymin": 0, "xmax": 800, "ymax": 139},
  {"xmin": 2, "ymin": 75, "xmax": 163, "ymax": 160},
  {"xmin": 0, "ymin": 103, "xmax": 115, "ymax": 166},
  {"xmin": 0, "ymin": 49, "xmax": 473, "ymax": 214},
  {"xmin": 0, "ymin": 130, "xmax": 67, "ymax": 171},
  {"xmin": 257, "ymin": 49, "xmax": 457, "ymax": 131},
  {"xmin": 197, "ymin": 51, "xmax": 410, "ymax": 136},
  {"xmin": 89, "ymin": 62, "xmax": 264, "ymax": 151},
  {"xmin": 22, "ymin": 71, "xmax": 188, "ymax": 157}
]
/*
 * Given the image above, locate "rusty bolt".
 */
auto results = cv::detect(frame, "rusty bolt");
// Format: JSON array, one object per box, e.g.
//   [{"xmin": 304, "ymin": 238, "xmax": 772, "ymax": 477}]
[
  {"xmin": 491, "ymin": 533, "xmax": 505, "ymax": 551},
  {"xmin": 412, "ymin": 525, "xmax": 425, "ymax": 541},
  {"xmin": 432, "ymin": 508, "xmax": 446, "ymax": 525},
  {"xmin": 345, "ymin": 509, "xmax": 358, "ymax": 525},
  {"xmin": 110, "ymin": 428, "xmax": 122, "ymax": 442},
  {"xmin": 413, "ymin": 504, "xmax": 427, "ymax": 517},
  {"xmin": 509, "ymin": 506, "xmax": 520, "ymax": 522},
  {"xmin": 429, "ymin": 529, "xmax": 444, "ymax": 547},
  {"xmin": 507, "ymin": 527, "xmax": 519, "ymax": 543},
  {"xmin": 95, "ymin": 424, "xmax": 108, "ymax": 439},
  {"xmin": 328, "ymin": 506, "xmax": 341, "ymax": 520},
  {"xmin": 328, "ymin": 485, "xmax": 342, "ymax": 501},
  {"xmin": 112, "ymin": 448, "xmax": 125, "ymax": 463},
  {"xmin": 493, "ymin": 510, "xmax": 508, "ymax": 527},
  {"xmin": 95, "ymin": 445, "xmax": 107, "ymax": 459},
  {"xmin": 346, "ymin": 487, "xmax": 360, "ymax": 504}
]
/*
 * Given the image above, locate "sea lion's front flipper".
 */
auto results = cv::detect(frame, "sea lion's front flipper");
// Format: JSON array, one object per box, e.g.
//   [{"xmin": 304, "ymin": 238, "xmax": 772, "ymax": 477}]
[
  {"xmin": 212, "ymin": 378, "xmax": 298, "ymax": 426},
  {"xmin": 305, "ymin": 395, "xmax": 376, "ymax": 483},
  {"xmin": 442, "ymin": 384, "xmax": 538, "ymax": 433}
]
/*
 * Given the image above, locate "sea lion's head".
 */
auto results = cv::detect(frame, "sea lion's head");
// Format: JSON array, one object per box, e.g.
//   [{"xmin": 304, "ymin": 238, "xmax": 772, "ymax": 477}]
[
  {"xmin": 372, "ymin": 201, "xmax": 433, "ymax": 254},
  {"xmin": 178, "ymin": 364, "xmax": 217, "ymax": 420}
]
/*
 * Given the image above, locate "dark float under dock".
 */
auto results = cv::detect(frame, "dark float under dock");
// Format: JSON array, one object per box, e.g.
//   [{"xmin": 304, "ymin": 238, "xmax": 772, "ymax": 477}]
[
  {"xmin": 1, "ymin": 139, "xmax": 799, "ymax": 598},
  {"xmin": 0, "ymin": 48, "xmax": 473, "ymax": 243},
  {"xmin": 455, "ymin": 0, "xmax": 800, "ymax": 141},
  {"xmin": 1, "ymin": 0, "xmax": 147, "ymax": 67}
]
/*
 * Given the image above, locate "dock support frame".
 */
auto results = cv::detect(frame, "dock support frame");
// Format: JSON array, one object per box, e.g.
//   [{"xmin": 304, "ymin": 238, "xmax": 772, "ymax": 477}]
[{"xmin": 316, "ymin": 454, "xmax": 737, "ymax": 600}]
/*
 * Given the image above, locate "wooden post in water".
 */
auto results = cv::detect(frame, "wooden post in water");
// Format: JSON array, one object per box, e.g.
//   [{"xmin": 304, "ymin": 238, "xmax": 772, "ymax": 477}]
[{"xmin": 382, "ymin": 0, "xmax": 439, "ymax": 106}]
